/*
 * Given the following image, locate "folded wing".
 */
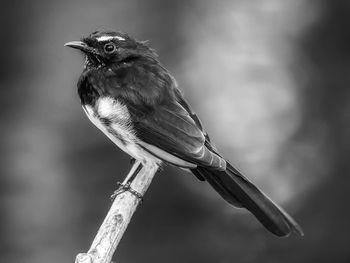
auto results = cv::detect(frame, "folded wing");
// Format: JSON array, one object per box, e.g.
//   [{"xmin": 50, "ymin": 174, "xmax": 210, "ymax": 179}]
[{"xmin": 129, "ymin": 99, "xmax": 226, "ymax": 170}]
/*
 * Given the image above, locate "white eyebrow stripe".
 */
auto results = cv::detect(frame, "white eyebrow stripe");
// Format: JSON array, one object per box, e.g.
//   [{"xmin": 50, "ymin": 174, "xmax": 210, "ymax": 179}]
[
  {"xmin": 96, "ymin": 35, "xmax": 125, "ymax": 42},
  {"xmin": 114, "ymin": 36, "xmax": 126, "ymax": 41}
]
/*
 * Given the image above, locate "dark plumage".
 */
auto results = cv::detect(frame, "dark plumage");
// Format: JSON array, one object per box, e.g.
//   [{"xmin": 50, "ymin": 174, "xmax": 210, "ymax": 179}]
[{"xmin": 65, "ymin": 30, "xmax": 303, "ymax": 237}]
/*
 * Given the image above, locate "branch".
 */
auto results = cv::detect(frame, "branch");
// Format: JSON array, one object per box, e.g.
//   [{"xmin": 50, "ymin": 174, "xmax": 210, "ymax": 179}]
[{"xmin": 75, "ymin": 160, "xmax": 159, "ymax": 263}]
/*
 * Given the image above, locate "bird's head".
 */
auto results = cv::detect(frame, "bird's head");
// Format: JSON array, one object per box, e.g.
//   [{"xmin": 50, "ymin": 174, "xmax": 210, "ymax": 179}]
[{"xmin": 65, "ymin": 30, "xmax": 157, "ymax": 68}]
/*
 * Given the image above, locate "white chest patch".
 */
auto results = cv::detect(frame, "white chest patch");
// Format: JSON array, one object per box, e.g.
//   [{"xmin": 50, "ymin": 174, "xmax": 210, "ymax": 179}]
[
  {"xmin": 96, "ymin": 97, "xmax": 130, "ymax": 121},
  {"xmin": 82, "ymin": 97, "xmax": 161, "ymax": 165},
  {"xmin": 83, "ymin": 97, "xmax": 135, "ymax": 144}
]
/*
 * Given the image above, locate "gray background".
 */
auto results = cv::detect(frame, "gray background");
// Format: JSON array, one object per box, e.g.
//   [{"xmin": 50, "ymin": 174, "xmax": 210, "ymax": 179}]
[{"xmin": 0, "ymin": 0, "xmax": 349, "ymax": 262}]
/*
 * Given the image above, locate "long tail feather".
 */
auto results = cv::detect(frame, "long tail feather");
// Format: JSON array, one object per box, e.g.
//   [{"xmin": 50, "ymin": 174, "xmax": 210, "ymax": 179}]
[{"xmin": 192, "ymin": 162, "xmax": 304, "ymax": 237}]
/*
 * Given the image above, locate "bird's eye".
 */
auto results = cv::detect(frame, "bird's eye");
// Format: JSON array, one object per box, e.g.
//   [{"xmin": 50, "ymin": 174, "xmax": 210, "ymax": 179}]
[{"xmin": 104, "ymin": 43, "xmax": 116, "ymax": 53}]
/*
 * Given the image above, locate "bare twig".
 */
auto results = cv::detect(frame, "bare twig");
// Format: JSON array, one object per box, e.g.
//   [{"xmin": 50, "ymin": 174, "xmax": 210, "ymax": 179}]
[{"xmin": 75, "ymin": 160, "xmax": 159, "ymax": 263}]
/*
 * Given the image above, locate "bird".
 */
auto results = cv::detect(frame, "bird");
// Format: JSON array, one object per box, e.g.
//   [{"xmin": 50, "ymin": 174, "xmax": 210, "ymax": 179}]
[{"xmin": 65, "ymin": 30, "xmax": 303, "ymax": 237}]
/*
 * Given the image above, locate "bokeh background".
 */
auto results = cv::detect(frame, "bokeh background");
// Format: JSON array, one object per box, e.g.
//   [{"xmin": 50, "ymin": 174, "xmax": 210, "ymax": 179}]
[{"xmin": 1, "ymin": 0, "xmax": 349, "ymax": 262}]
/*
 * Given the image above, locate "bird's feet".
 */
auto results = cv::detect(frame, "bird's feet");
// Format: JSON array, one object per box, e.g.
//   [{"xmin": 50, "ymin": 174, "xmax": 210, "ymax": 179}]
[
  {"xmin": 130, "ymin": 157, "xmax": 136, "ymax": 165},
  {"xmin": 110, "ymin": 182, "xmax": 143, "ymax": 203}
]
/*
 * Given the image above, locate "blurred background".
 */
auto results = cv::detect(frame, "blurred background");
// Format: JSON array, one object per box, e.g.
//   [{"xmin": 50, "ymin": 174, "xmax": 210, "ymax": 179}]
[{"xmin": 0, "ymin": 0, "xmax": 349, "ymax": 262}]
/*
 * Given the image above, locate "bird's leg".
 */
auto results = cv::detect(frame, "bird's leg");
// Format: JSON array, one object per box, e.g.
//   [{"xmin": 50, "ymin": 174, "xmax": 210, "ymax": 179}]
[{"xmin": 110, "ymin": 161, "xmax": 144, "ymax": 202}]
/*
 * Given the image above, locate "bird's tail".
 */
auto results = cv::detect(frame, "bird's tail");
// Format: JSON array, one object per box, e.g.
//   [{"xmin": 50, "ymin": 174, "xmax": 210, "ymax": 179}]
[{"xmin": 191, "ymin": 162, "xmax": 304, "ymax": 237}]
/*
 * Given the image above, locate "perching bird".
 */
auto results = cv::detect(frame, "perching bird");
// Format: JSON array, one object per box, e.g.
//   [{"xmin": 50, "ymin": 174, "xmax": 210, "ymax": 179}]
[{"xmin": 65, "ymin": 30, "xmax": 303, "ymax": 237}]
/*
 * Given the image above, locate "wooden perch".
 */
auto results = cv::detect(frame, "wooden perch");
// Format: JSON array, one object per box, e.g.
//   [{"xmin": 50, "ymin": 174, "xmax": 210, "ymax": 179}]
[{"xmin": 75, "ymin": 160, "xmax": 159, "ymax": 263}]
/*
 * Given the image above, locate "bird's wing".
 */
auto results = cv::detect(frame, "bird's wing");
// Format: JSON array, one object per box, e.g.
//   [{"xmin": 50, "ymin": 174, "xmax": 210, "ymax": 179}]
[
  {"xmin": 128, "ymin": 98, "xmax": 226, "ymax": 170},
  {"xmin": 173, "ymin": 88, "xmax": 220, "ymax": 152}
]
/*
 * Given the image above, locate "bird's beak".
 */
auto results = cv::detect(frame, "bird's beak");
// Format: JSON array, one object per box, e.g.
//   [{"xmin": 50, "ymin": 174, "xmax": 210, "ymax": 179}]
[{"xmin": 64, "ymin": 41, "xmax": 91, "ymax": 53}]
